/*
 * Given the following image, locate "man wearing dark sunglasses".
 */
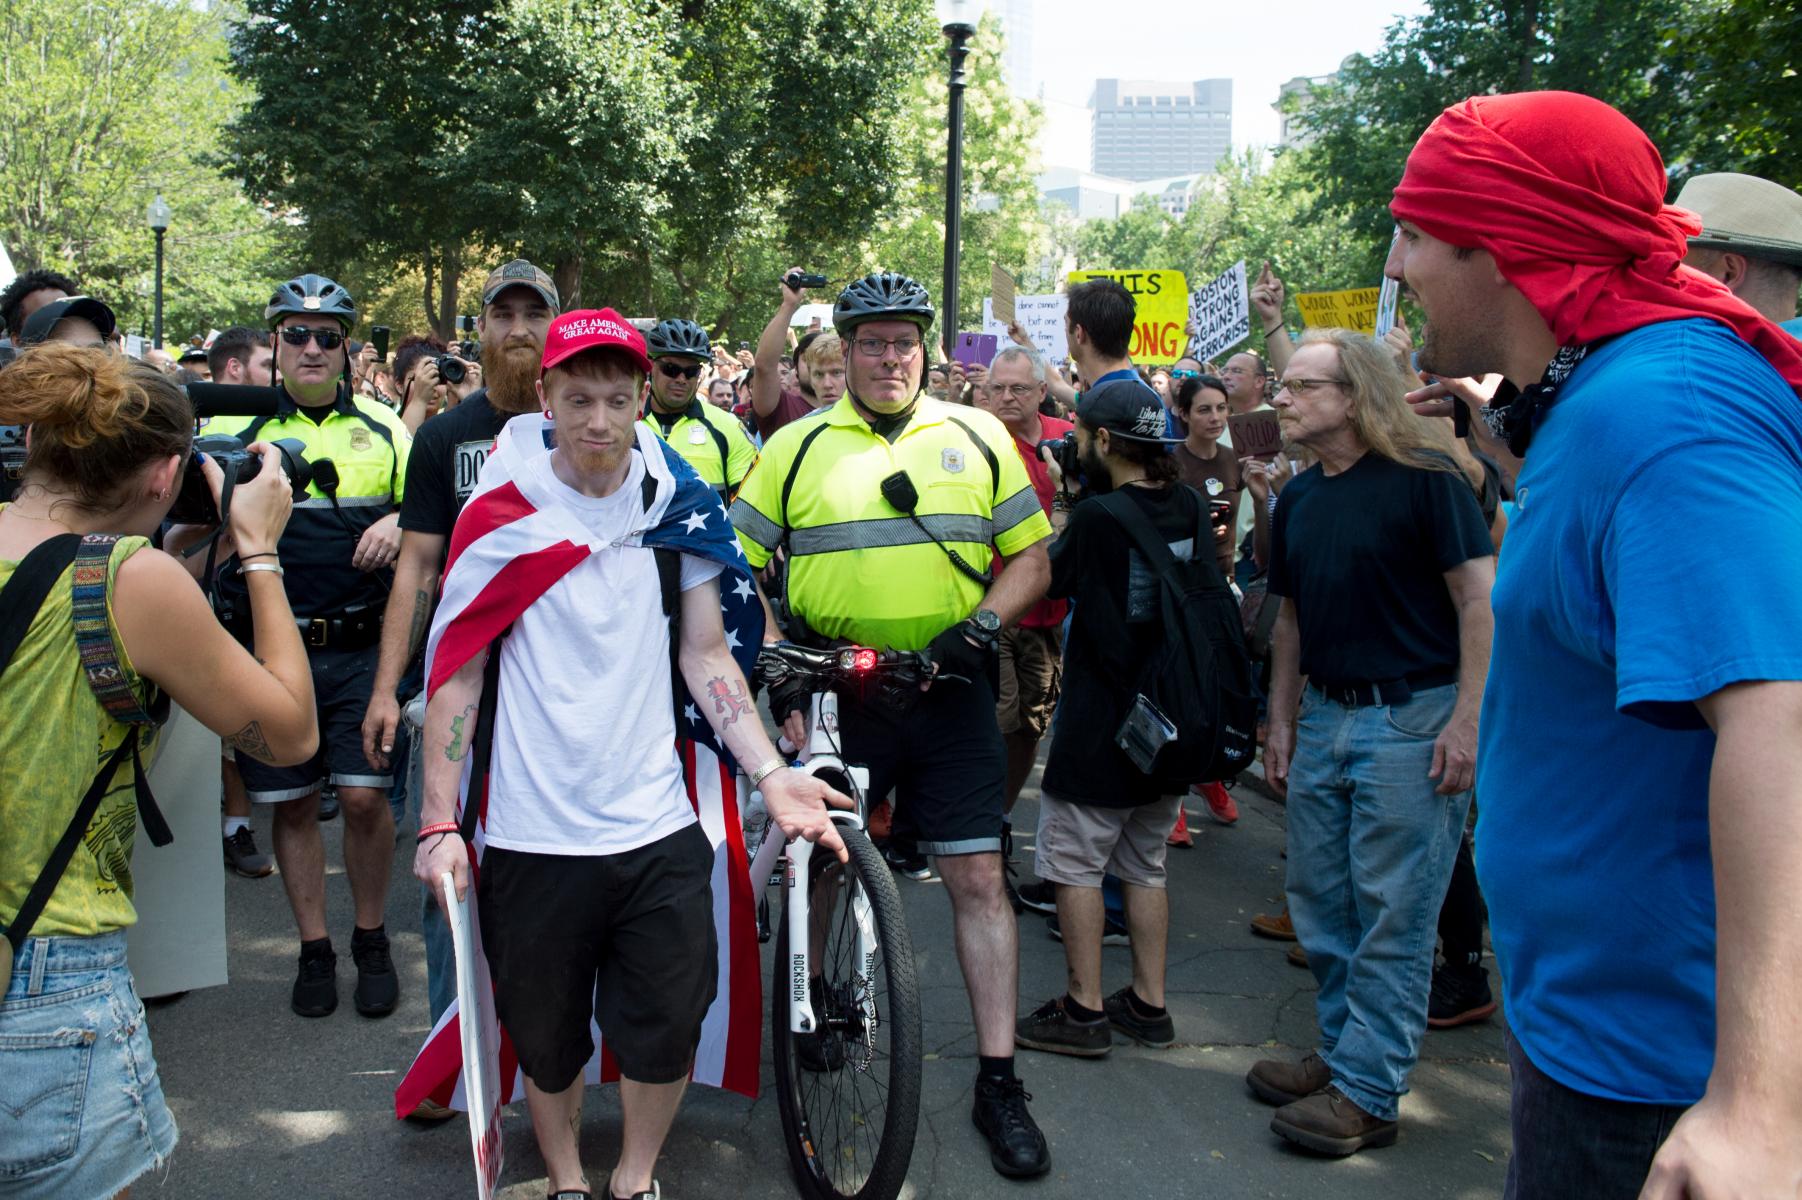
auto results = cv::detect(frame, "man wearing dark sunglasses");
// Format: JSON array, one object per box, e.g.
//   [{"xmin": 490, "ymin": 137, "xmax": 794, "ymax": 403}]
[
  {"xmin": 211, "ymin": 272, "xmax": 413, "ymax": 1025},
  {"xmin": 640, "ymin": 317, "xmax": 757, "ymax": 501}
]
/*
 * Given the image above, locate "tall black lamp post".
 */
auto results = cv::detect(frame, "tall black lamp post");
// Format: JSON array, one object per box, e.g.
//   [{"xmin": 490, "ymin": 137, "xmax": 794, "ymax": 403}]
[
  {"xmin": 146, "ymin": 195, "xmax": 171, "ymax": 348},
  {"xmin": 936, "ymin": 0, "xmax": 983, "ymax": 358}
]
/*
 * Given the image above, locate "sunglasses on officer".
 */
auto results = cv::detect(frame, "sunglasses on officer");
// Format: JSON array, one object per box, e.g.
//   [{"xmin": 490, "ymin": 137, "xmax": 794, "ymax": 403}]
[
  {"xmin": 657, "ymin": 360, "xmax": 703, "ymax": 380},
  {"xmin": 278, "ymin": 326, "xmax": 347, "ymax": 351}
]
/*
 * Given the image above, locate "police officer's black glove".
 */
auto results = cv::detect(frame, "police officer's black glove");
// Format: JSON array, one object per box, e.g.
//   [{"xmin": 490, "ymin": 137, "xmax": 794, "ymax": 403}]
[
  {"xmin": 926, "ymin": 619, "xmax": 997, "ymax": 684},
  {"xmin": 758, "ymin": 646, "xmax": 812, "ymax": 725}
]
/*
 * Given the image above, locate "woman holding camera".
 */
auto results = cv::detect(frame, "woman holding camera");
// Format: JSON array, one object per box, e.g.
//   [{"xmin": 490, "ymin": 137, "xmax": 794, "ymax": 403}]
[{"xmin": 0, "ymin": 344, "xmax": 317, "ymax": 1198}]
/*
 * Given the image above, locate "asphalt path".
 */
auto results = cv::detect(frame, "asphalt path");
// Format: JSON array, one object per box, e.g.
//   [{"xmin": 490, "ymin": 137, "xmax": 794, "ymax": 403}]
[{"xmin": 137, "ymin": 756, "xmax": 1510, "ymax": 1199}]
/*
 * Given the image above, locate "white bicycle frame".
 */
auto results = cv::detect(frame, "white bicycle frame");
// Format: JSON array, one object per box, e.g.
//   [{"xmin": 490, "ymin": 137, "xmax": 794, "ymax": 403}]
[{"xmin": 742, "ymin": 688, "xmax": 880, "ymax": 1039}]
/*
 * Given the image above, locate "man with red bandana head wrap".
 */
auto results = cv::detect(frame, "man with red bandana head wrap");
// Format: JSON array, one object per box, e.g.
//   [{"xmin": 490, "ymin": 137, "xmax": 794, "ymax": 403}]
[{"xmin": 1387, "ymin": 91, "xmax": 1802, "ymax": 1200}]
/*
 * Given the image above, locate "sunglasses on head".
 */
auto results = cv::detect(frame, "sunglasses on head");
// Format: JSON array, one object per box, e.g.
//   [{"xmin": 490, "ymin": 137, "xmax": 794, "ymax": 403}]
[
  {"xmin": 658, "ymin": 360, "xmax": 702, "ymax": 379},
  {"xmin": 278, "ymin": 326, "xmax": 346, "ymax": 351}
]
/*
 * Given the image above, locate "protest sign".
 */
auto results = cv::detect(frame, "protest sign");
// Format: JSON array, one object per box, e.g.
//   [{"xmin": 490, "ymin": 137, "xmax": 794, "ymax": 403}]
[
  {"xmin": 1188, "ymin": 260, "xmax": 1250, "ymax": 364},
  {"xmin": 446, "ymin": 874, "xmax": 505, "ymax": 1200},
  {"xmin": 1066, "ymin": 269, "xmax": 1189, "ymax": 365},
  {"xmin": 123, "ymin": 334, "xmax": 147, "ymax": 360},
  {"xmin": 990, "ymin": 265, "xmax": 1017, "ymax": 327},
  {"xmin": 1295, "ymin": 288, "xmax": 1380, "ymax": 334},
  {"xmin": 1227, "ymin": 409, "xmax": 1284, "ymax": 459},
  {"xmin": 982, "ymin": 293, "xmax": 1069, "ymax": 362}
]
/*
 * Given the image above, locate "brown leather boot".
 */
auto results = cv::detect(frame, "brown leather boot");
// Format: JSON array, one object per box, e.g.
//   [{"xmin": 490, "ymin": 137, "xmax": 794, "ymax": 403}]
[
  {"xmin": 1270, "ymin": 1085, "xmax": 1399, "ymax": 1156},
  {"xmin": 1245, "ymin": 1050, "xmax": 1331, "ymax": 1106},
  {"xmin": 1249, "ymin": 908, "xmax": 1297, "ymax": 940}
]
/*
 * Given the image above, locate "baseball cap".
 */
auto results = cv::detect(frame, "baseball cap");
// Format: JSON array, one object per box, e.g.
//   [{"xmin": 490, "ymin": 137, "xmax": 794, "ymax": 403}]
[
  {"xmin": 1675, "ymin": 172, "xmax": 1802, "ymax": 268},
  {"xmin": 482, "ymin": 259, "xmax": 560, "ymax": 311},
  {"xmin": 18, "ymin": 295, "xmax": 118, "ymax": 346},
  {"xmin": 1076, "ymin": 377, "xmax": 1177, "ymax": 443},
  {"xmin": 540, "ymin": 308, "xmax": 653, "ymax": 376},
  {"xmin": 178, "ymin": 344, "xmax": 209, "ymax": 363}
]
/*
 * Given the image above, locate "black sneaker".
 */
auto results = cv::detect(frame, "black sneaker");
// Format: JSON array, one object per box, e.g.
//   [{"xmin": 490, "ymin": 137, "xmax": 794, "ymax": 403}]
[
  {"xmin": 1427, "ymin": 964, "xmax": 1497, "ymax": 1029},
  {"xmin": 1103, "ymin": 986, "xmax": 1175, "ymax": 1048},
  {"xmin": 223, "ymin": 826, "xmax": 274, "ymax": 878},
  {"xmin": 317, "ymin": 788, "xmax": 340, "ymax": 822},
  {"xmin": 350, "ymin": 927, "xmax": 398, "ymax": 1017},
  {"xmin": 795, "ymin": 978, "xmax": 845, "ymax": 1072},
  {"xmin": 1047, "ymin": 913, "xmax": 1129, "ymax": 946},
  {"xmin": 1014, "ymin": 996, "xmax": 1111, "ymax": 1058},
  {"xmin": 882, "ymin": 843, "xmax": 932, "ymax": 881},
  {"xmin": 1016, "ymin": 879, "xmax": 1057, "ymax": 916},
  {"xmin": 292, "ymin": 944, "xmax": 338, "ymax": 1017},
  {"xmin": 971, "ymin": 1075, "xmax": 1050, "ymax": 1178}
]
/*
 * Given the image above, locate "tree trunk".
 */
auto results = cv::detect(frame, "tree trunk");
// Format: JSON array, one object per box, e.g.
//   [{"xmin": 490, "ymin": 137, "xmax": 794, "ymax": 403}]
[
  {"xmin": 436, "ymin": 242, "xmax": 462, "ymax": 340},
  {"xmin": 1511, "ymin": 0, "xmax": 1540, "ymax": 93},
  {"xmin": 422, "ymin": 245, "xmax": 438, "ymax": 338},
  {"xmin": 554, "ymin": 250, "xmax": 583, "ymax": 312}
]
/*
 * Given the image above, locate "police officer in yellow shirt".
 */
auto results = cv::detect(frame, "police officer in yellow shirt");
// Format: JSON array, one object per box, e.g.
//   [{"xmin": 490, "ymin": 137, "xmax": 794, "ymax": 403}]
[
  {"xmin": 640, "ymin": 318, "xmax": 757, "ymax": 500},
  {"xmin": 212, "ymin": 274, "xmax": 411, "ymax": 1022},
  {"xmin": 730, "ymin": 272, "xmax": 1056, "ymax": 1180}
]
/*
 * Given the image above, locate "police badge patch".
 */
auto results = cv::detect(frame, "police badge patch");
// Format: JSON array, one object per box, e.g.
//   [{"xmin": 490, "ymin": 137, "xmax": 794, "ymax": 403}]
[
  {"xmin": 349, "ymin": 426, "xmax": 372, "ymax": 452},
  {"xmin": 942, "ymin": 447, "xmax": 966, "ymax": 474}
]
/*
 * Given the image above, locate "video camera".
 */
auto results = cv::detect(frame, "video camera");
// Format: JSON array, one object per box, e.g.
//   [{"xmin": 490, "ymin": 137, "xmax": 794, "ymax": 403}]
[
  {"xmin": 1039, "ymin": 430, "xmax": 1081, "ymax": 483},
  {"xmin": 167, "ymin": 383, "xmax": 314, "ymax": 525}
]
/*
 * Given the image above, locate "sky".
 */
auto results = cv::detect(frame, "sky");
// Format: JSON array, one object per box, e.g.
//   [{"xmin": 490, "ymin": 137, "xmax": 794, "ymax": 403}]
[{"xmin": 997, "ymin": 0, "xmax": 1427, "ymax": 163}]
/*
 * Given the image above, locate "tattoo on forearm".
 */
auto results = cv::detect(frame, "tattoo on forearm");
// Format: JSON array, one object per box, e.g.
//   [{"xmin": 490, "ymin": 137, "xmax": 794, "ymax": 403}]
[
  {"xmin": 443, "ymin": 703, "xmax": 477, "ymax": 762},
  {"xmin": 406, "ymin": 588, "xmax": 430, "ymax": 659},
  {"xmin": 705, "ymin": 675, "xmax": 752, "ymax": 730},
  {"xmin": 226, "ymin": 721, "xmax": 276, "ymax": 764}
]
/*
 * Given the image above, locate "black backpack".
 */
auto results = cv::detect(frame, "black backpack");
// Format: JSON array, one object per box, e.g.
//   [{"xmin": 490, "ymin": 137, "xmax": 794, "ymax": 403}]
[{"xmin": 1093, "ymin": 491, "xmax": 1256, "ymax": 787}]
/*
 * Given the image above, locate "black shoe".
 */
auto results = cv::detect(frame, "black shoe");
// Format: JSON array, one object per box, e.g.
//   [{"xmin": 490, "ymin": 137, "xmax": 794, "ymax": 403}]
[
  {"xmin": 972, "ymin": 1075, "xmax": 1050, "ymax": 1178},
  {"xmin": 292, "ymin": 944, "xmax": 338, "ymax": 1017},
  {"xmin": 223, "ymin": 826, "xmax": 274, "ymax": 878},
  {"xmin": 350, "ymin": 927, "xmax": 398, "ymax": 1017},
  {"xmin": 1047, "ymin": 913, "xmax": 1129, "ymax": 946},
  {"xmin": 1103, "ymin": 986, "xmax": 1175, "ymax": 1048},
  {"xmin": 882, "ymin": 844, "xmax": 932, "ymax": 881},
  {"xmin": 795, "ymin": 978, "xmax": 845, "ymax": 1072},
  {"xmin": 1016, "ymin": 879, "xmax": 1057, "ymax": 916},
  {"xmin": 1014, "ymin": 996, "xmax": 1111, "ymax": 1058},
  {"xmin": 317, "ymin": 788, "xmax": 340, "ymax": 822},
  {"xmin": 1427, "ymin": 964, "xmax": 1497, "ymax": 1029}
]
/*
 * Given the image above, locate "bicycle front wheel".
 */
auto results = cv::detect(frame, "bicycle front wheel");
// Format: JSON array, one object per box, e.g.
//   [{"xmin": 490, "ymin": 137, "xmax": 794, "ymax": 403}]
[{"xmin": 771, "ymin": 825, "xmax": 922, "ymax": 1200}]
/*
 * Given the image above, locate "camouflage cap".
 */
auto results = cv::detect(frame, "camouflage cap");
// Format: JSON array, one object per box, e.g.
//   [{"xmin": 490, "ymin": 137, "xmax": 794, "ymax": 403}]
[{"xmin": 481, "ymin": 259, "xmax": 560, "ymax": 312}]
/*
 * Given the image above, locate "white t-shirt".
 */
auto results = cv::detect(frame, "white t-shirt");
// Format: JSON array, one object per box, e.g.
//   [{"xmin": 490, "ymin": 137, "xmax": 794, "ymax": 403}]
[{"xmin": 484, "ymin": 451, "xmax": 723, "ymax": 856}]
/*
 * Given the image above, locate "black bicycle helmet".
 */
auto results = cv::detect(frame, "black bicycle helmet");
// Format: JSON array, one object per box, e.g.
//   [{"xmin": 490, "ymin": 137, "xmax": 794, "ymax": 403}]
[
  {"xmin": 265, "ymin": 274, "xmax": 358, "ymax": 328},
  {"xmin": 832, "ymin": 272, "xmax": 934, "ymax": 334},
  {"xmin": 645, "ymin": 318, "xmax": 711, "ymax": 360}
]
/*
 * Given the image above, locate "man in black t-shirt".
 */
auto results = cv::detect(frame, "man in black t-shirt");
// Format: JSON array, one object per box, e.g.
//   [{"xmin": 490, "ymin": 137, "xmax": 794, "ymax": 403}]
[
  {"xmin": 1247, "ymin": 329, "xmax": 1494, "ymax": 1158},
  {"xmin": 357, "ymin": 259, "xmax": 559, "ymax": 1119},
  {"xmin": 1013, "ymin": 376, "xmax": 1198, "ymax": 1062}
]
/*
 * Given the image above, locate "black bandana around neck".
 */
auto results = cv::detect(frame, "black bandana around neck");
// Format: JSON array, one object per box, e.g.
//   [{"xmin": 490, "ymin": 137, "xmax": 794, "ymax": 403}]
[{"xmin": 1482, "ymin": 343, "xmax": 1590, "ymax": 457}]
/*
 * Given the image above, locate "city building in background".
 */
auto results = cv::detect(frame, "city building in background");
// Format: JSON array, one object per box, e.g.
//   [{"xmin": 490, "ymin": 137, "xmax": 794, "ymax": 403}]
[
  {"xmin": 1273, "ymin": 59, "xmax": 1350, "ymax": 149},
  {"xmin": 1037, "ymin": 168, "xmax": 1204, "ymax": 222},
  {"xmin": 1090, "ymin": 79, "xmax": 1233, "ymax": 181}
]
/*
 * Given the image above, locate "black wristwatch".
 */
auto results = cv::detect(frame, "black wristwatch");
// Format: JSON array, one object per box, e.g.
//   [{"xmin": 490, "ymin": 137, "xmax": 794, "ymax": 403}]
[{"xmin": 965, "ymin": 608, "xmax": 1002, "ymax": 645}]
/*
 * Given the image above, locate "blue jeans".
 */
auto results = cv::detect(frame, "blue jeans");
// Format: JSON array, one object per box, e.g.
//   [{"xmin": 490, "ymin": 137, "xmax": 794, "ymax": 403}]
[
  {"xmin": 1, "ymin": 932, "xmax": 178, "ymax": 1198},
  {"xmin": 1285, "ymin": 683, "xmax": 1470, "ymax": 1122},
  {"xmin": 1504, "ymin": 1031, "xmax": 1687, "ymax": 1199}
]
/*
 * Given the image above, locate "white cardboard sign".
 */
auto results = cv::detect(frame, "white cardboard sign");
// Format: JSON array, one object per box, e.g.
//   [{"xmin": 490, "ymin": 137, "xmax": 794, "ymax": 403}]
[
  {"xmin": 1188, "ymin": 260, "xmax": 1251, "ymax": 364},
  {"xmin": 981, "ymin": 293, "xmax": 1069, "ymax": 363}
]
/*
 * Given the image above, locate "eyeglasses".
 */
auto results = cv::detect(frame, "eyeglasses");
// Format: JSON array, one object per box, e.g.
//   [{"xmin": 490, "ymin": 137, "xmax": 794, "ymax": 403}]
[
  {"xmin": 1276, "ymin": 377, "xmax": 1347, "ymax": 397},
  {"xmin": 994, "ymin": 383, "xmax": 1042, "ymax": 399},
  {"xmin": 278, "ymin": 326, "xmax": 345, "ymax": 351},
  {"xmin": 1169, "ymin": 369, "xmax": 1201, "ymax": 380},
  {"xmin": 657, "ymin": 360, "xmax": 702, "ymax": 379},
  {"xmin": 853, "ymin": 336, "xmax": 922, "ymax": 359}
]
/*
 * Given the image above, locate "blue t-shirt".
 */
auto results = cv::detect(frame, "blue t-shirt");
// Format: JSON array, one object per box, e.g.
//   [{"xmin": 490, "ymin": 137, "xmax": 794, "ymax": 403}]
[
  {"xmin": 1781, "ymin": 315, "xmax": 1802, "ymax": 340},
  {"xmin": 1477, "ymin": 319, "xmax": 1802, "ymax": 1105}
]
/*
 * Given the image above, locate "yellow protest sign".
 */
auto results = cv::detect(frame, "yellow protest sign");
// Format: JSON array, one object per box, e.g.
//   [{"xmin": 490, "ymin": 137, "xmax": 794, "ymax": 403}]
[
  {"xmin": 1295, "ymin": 288, "xmax": 1381, "ymax": 335},
  {"xmin": 1066, "ymin": 269, "xmax": 1189, "ymax": 365}
]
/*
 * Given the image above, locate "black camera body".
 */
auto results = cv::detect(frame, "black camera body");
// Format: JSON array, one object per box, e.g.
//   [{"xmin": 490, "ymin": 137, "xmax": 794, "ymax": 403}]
[
  {"xmin": 435, "ymin": 354, "xmax": 468, "ymax": 386},
  {"xmin": 784, "ymin": 271, "xmax": 829, "ymax": 290},
  {"xmin": 168, "ymin": 436, "xmax": 313, "ymax": 525},
  {"xmin": 1039, "ymin": 431, "xmax": 1081, "ymax": 482},
  {"xmin": 0, "ymin": 422, "xmax": 25, "ymax": 504}
]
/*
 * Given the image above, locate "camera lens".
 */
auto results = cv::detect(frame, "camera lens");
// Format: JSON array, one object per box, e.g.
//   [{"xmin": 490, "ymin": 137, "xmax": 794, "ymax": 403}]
[{"xmin": 438, "ymin": 356, "xmax": 467, "ymax": 386}]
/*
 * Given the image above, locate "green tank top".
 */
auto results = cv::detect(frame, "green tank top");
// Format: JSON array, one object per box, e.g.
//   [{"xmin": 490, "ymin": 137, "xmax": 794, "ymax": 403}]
[{"xmin": 0, "ymin": 531, "xmax": 157, "ymax": 938}]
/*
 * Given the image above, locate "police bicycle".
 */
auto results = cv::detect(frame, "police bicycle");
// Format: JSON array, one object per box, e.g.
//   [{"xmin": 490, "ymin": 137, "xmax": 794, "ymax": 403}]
[{"xmin": 742, "ymin": 642, "xmax": 926, "ymax": 1200}]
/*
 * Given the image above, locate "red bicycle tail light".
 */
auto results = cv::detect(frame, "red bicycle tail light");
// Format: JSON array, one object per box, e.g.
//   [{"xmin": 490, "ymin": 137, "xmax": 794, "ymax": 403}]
[{"xmin": 853, "ymin": 649, "xmax": 878, "ymax": 672}]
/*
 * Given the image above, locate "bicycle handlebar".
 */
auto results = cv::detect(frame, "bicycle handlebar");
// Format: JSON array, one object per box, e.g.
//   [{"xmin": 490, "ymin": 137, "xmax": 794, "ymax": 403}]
[{"xmin": 756, "ymin": 641, "xmax": 935, "ymax": 688}]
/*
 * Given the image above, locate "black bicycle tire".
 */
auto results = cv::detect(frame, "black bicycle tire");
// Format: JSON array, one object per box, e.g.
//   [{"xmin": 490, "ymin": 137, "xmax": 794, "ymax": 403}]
[{"xmin": 771, "ymin": 825, "xmax": 922, "ymax": 1200}]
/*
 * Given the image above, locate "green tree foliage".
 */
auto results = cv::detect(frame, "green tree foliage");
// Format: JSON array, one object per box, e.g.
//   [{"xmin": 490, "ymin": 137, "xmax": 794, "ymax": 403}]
[
  {"xmin": 0, "ymin": 0, "xmax": 282, "ymax": 340},
  {"xmin": 1286, "ymin": 0, "xmax": 1801, "ymax": 276}
]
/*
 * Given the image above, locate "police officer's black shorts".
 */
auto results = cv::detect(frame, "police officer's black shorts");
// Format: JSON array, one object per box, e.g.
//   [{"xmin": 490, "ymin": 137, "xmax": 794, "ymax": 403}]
[
  {"xmin": 477, "ymin": 824, "xmax": 719, "ymax": 1091},
  {"xmin": 236, "ymin": 644, "xmax": 392, "ymax": 801},
  {"xmin": 839, "ymin": 672, "xmax": 1007, "ymax": 857}
]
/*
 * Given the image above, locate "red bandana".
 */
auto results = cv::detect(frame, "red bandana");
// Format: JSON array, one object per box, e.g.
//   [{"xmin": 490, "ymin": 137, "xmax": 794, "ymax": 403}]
[{"xmin": 1391, "ymin": 91, "xmax": 1802, "ymax": 397}]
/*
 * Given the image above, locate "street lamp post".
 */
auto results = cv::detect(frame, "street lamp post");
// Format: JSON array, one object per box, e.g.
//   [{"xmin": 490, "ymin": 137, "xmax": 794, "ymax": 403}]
[
  {"xmin": 936, "ymin": 0, "xmax": 983, "ymax": 360},
  {"xmin": 146, "ymin": 195, "xmax": 171, "ymax": 348}
]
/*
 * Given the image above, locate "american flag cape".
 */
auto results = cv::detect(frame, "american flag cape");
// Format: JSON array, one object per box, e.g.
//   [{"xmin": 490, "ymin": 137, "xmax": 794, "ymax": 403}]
[{"xmin": 394, "ymin": 417, "xmax": 766, "ymax": 1118}]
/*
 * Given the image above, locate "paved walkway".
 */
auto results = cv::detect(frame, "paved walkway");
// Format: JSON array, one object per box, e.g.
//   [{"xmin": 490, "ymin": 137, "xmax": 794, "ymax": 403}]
[{"xmin": 138, "ymin": 766, "xmax": 1511, "ymax": 1198}]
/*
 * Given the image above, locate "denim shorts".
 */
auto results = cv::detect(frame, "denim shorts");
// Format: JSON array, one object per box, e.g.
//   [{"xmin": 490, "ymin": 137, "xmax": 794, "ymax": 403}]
[{"xmin": 0, "ymin": 932, "xmax": 178, "ymax": 1199}]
